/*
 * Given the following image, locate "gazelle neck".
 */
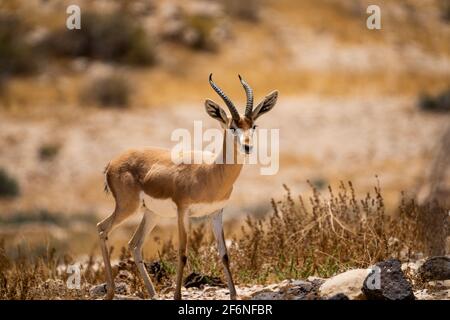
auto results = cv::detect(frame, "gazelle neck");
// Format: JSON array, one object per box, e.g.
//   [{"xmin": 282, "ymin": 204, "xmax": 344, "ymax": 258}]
[{"xmin": 213, "ymin": 130, "xmax": 243, "ymax": 188}]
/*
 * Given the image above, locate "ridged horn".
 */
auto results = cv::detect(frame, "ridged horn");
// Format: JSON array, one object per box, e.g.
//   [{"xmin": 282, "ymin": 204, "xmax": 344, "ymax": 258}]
[
  {"xmin": 209, "ymin": 73, "xmax": 240, "ymax": 121},
  {"xmin": 238, "ymin": 74, "xmax": 254, "ymax": 117}
]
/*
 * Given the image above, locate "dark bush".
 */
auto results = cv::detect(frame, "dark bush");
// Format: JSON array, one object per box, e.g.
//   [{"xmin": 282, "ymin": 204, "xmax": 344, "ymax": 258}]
[
  {"xmin": 82, "ymin": 74, "xmax": 131, "ymax": 108},
  {"xmin": 0, "ymin": 169, "xmax": 20, "ymax": 198},
  {"xmin": 0, "ymin": 210, "xmax": 97, "ymax": 226},
  {"xmin": 184, "ymin": 14, "xmax": 219, "ymax": 51},
  {"xmin": 222, "ymin": 0, "xmax": 261, "ymax": 21},
  {"xmin": 42, "ymin": 12, "xmax": 156, "ymax": 66},
  {"xmin": 0, "ymin": 14, "xmax": 38, "ymax": 76},
  {"xmin": 440, "ymin": 1, "xmax": 450, "ymax": 22},
  {"xmin": 38, "ymin": 143, "xmax": 60, "ymax": 161},
  {"xmin": 418, "ymin": 90, "xmax": 450, "ymax": 113}
]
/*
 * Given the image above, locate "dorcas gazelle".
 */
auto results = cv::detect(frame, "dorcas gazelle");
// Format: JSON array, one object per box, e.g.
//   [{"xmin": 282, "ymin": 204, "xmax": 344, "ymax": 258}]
[{"xmin": 97, "ymin": 74, "xmax": 278, "ymax": 300}]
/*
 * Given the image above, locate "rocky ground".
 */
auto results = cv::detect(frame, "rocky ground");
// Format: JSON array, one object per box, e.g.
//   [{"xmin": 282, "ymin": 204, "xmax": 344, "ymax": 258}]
[{"xmin": 87, "ymin": 256, "xmax": 449, "ymax": 300}]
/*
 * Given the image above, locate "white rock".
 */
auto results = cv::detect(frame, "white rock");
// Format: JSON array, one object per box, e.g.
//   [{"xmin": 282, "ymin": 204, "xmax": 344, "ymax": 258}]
[{"xmin": 319, "ymin": 269, "xmax": 368, "ymax": 300}]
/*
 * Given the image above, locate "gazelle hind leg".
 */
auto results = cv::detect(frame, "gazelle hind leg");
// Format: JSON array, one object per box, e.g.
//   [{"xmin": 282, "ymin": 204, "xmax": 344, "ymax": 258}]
[
  {"xmin": 97, "ymin": 215, "xmax": 115, "ymax": 300},
  {"xmin": 174, "ymin": 207, "xmax": 189, "ymax": 300},
  {"xmin": 128, "ymin": 207, "xmax": 159, "ymax": 298},
  {"xmin": 211, "ymin": 210, "xmax": 237, "ymax": 300},
  {"xmin": 97, "ymin": 182, "xmax": 140, "ymax": 300}
]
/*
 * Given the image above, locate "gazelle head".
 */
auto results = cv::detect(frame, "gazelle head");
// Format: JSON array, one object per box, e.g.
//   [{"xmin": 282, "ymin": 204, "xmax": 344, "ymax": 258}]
[{"xmin": 205, "ymin": 74, "xmax": 278, "ymax": 155}]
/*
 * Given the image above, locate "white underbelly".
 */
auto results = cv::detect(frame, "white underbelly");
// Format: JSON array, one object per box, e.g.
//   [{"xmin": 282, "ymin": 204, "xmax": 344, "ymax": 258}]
[{"xmin": 140, "ymin": 193, "xmax": 227, "ymax": 218}]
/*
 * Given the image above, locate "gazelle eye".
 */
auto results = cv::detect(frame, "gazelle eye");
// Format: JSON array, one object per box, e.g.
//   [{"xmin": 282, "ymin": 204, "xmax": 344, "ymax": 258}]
[{"xmin": 252, "ymin": 125, "xmax": 258, "ymax": 130}]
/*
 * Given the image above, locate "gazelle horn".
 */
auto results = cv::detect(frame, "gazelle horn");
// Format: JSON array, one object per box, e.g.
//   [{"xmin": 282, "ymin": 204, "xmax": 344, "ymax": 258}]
[
  {"xmin": 209, "ymin": 74, "xmax": 240, "ymax": 121},
  {"xmin": 238, "ymin": 74, "xmax": 254, "ymax": 117}
]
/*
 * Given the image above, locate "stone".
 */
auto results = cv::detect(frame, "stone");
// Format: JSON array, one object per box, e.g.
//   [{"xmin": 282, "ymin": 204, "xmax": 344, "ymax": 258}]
[
  {"xmin": 362, "ymin": 259, "xmax": 415, "ymax": 300},
  {"xmin": 183, "ymin": 272, "xmax": 224, "ymax": 288},
  {"xmin": 418, "ymin": 256, "xmax": 450, "ymax": 281},
  {"xmin": 89, "ymin": 282, "xmax": 130, "ymax": 298},
  {"xmin": 281, "ymin": 280, "xmax": 316, "ymax": 300},
  {"xmin": 319, "ymin": 269, "xmax": 368, "ymax": 300},
  {"xmin": 113, "ymin": 294, "xmax": 143, "ymax": 300},
  {"xmin": 251, "ymin": 290, "xmax": 283, "ymax": 300},
  {"xmin": 89, "ymin": 283, "xmax": 107, "ymax": 297},
  {"xmin": 251, "ymin": 280, "xmax": 318, "ymax": 300},
  {"xmin": 327, "ymin": 293, "xmax": 349, "ymax": 300},
  {"xmin": 202, "ymin": 286, "xmax": 216, "ymax": 293}
]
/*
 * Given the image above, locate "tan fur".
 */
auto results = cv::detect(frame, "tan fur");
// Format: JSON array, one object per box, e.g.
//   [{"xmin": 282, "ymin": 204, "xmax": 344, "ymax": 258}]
[
  {"xmin": 105, "ymin": 133, "xmax": 242, "ymax": 211},
  {"xmin": 97, "ymin": 130, "xmax": 243, "ymax": 300},
  {"xmin": 96, "ymin": 78, "xmax": 278, "ymax": 300}
]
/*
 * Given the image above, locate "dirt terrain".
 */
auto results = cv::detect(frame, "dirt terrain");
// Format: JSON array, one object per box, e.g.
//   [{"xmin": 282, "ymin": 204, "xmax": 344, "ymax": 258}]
[
  {"xmin": 0, "ymin": 0, "xmax": 449, "ymax": 299},
  {"xmin": 0, "ymin": 95, "xmax": 447, "ymax": 217}
]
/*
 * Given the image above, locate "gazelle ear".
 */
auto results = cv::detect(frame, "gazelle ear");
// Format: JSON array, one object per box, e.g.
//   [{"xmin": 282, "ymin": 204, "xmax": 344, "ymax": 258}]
[
  {"xmin": 252, "ymin": 90, "xmax": 278, "ymax": 121},
  {"xmin": 205, "ymin": 99, "xmax": 228, "ymax": 124}
]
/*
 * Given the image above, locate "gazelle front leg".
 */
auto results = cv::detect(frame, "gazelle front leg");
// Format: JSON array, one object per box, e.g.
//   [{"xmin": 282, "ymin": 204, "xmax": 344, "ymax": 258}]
[
  {"xmin": 211, "ymin": 209, "xmax": 237, "ymax": 300},
  {"xmin": 174, "ymin": 207, "xmax": 189, "ymax": 300},
  {"xmin": 128, "ymin": 207, "xmax": 159, "ymax": 298}
]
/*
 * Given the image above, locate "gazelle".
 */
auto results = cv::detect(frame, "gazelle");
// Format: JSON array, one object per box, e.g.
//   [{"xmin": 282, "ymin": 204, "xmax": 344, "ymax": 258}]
[{"xmin": 97, "ymin": 74, "xmax": 278, "ymax": 300}]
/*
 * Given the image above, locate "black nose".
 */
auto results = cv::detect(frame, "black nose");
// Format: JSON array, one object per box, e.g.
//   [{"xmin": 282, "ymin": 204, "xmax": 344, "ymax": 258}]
[{"xmin": 244, "ymin": 145, "xmax": 252, "ymax": 153}]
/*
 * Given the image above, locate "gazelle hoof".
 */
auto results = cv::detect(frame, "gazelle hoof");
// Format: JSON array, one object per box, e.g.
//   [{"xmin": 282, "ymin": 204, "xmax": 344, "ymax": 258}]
[{"xmin": 105, "ymin": 292, "xmax": 114, "ymax": 300}]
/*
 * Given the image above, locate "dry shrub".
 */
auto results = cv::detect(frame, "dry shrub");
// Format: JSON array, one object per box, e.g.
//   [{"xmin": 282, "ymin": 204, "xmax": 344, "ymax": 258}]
[
  {"xmin": 162, "ymin": 11, "xmax": 221, "ymax": 52},
  {"xmin": 418, "ymin": 89, "xmax": 450, "ymax": 113},
  {"xmin": 81, "ymin": 74, "xmax": 131, "ymax": 108},
  {"xmin": 0, "ymin": 241, "xmax": 83, "ymax": 299},
  {"xmin": 1, "ymin": 182, "xmax": 448, "ymax": 298},
  {"xmin": 42, "ymin": 12, "xmax": 156, "ymax": 66},
  {"xmin": 159, "ymin": 182, "xmax": 448, "ymax": 285},
  {"xmin": 0, "ymin": 14, "xmax": 38, "ymax": 76},
  {"xmin": 232, "ymin": 182, "xmax": 415, "ymax": 282},
  {"xmin": 440, "ymin": 0, "xmax": 450, "ymax": 22},
  {"xmin": 222, "ymin": 0, "xmax": 262, "ymax": 21},
  {"xmin": 0, "ymin": 168, "xmax": 20, "ymax": 198},
  {"xmin": 38, "ymin": 143, "xmax": 61, "ymax": 161},
  {"xmin": 229, "ymin": 182, "xmax": 447, "ymax": 283},
  {"xmin": 184, "ymin": 14, "xmax": 219, "ymax": 51}
]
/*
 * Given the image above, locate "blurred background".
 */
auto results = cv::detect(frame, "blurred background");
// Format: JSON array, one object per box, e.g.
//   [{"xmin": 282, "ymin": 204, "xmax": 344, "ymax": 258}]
[{"xmin": 0, "ymin": 0, "xmax": 449, "ymax": 257}]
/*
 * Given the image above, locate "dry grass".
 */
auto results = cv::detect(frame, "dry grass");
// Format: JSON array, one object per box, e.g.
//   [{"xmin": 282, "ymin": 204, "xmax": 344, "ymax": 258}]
[
  {"xmin": 0, "ymin": 182, "xmax": 448, "ymax": 299},
  {"xmin": 0, "ymin": 182, "xmax": 446, "ymax": 299},
  {"xmin": 158, "ymin": 182, "xmax": 447, "ymax": 284}
]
